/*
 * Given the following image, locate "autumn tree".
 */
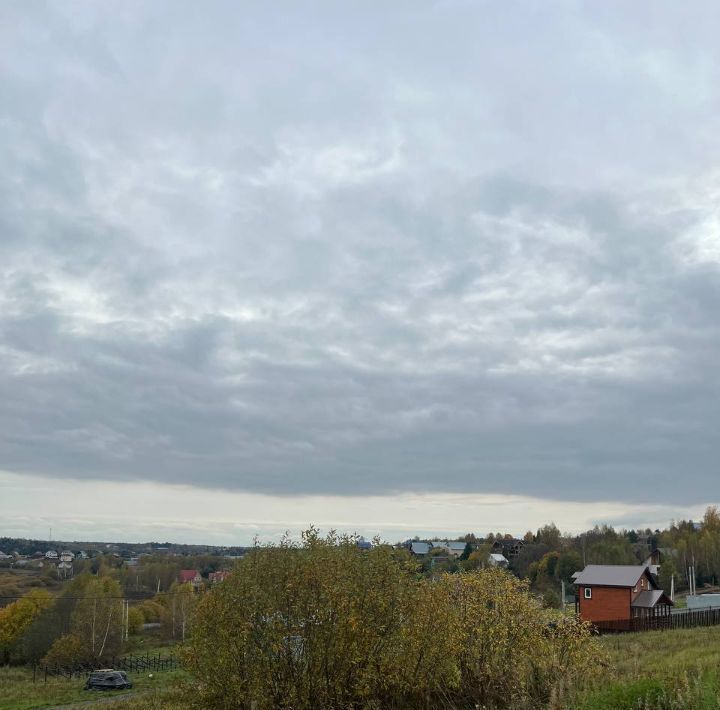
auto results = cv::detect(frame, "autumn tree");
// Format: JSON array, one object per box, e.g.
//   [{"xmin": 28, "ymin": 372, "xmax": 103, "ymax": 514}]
[
  {"xmin": 0, "ymin": 589, "xmax": 53, "ymax": 663},
  {"xmin": 461, "ymin": 540, "xmax": 492, "ymax": 571},
  {"xmin": 138, "ymin": 599, "xmax": 167, "ymax": 624},
  {"xmin": 41, "ymin": 576, "xmax": 125, "ymax": 666},
  {"xmin": 535, "ymin": 523, "xmax": 562, "ymax": 549},
  {"xmin": 72, "ymin": 576, "xmax": 124, "ymax": 661},
  {"xmin": 577, "ymin": 525, "xmax": 637, "ymax": 566}
]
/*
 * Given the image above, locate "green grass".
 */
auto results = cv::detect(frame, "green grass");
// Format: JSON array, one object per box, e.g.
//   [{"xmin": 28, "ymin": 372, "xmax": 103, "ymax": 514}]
[
  {"xmin": 118, "ymin": 639, "xmax": 180, "ymax": 658},
  {"xmin": 8, "ymin": 627, "xmax": 720, "ymax": 709},
  {"xmin": 573, "ymin": 626, "xmax": 720, "ymax": 709},
  {"xmin": 600, "ymin": 625, "xmax": 720, "ymax": 677},
  {"xmin": 0, "ymin": 665, "xmax": 187, "ymax": 710}
]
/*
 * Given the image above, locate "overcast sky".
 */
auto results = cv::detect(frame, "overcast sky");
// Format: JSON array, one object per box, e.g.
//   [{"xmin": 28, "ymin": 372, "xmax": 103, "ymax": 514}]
[{"xmin": 1, "ymin": 2, "xmax": 719, "ymax": 544}]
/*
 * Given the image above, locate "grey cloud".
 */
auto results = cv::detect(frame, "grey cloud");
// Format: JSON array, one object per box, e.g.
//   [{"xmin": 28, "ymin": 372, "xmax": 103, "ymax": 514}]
[{"xmin": 1, "ymin": 2, "xmax": 720, "ymax": 508}]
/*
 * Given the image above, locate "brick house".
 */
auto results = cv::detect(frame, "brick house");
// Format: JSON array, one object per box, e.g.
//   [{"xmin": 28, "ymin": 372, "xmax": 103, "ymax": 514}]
[
  {"xmin": 573, "ymin": 565, "xmax": 673, "ymax": 623},
  {"xmin": 179, "ymin": 569, "xmax": 203, "ymax": 589}
]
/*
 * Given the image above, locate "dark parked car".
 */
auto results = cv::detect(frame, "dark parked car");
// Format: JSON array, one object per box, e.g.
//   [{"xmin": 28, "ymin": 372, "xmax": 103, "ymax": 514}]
[{"xmin": 84, "ymin": 669, "xmax": 133, "ymax": 691}]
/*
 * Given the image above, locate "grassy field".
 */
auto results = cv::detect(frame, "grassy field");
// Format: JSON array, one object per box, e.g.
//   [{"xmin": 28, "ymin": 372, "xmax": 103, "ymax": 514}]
[
  {"xmin": 0, "ymin": 665, "xmax": 187, "ymax": 710},
  {"xmin": 5, "ymin": 627, "xmax": 720, "ymax": 709},
  {"xmin": 0, "ymin": 569, "xmax": 62, "ymax": 602},
  {"xmin": 574, "ymin": 626, "xmax": 720, "ymax": 709}
]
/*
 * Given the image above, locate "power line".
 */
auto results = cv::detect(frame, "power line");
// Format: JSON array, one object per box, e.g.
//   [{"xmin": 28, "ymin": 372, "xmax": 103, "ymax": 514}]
[{"xmin": 0, "ymin": 590, "xmax": 202, "ymax": 601}]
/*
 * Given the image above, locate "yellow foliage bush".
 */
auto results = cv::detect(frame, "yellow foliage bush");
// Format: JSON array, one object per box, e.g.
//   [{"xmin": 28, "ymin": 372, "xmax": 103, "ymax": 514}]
[
  {"xmin": 0, "ymin": 589, "xmax": 53, "ymax": 663},
  {"xmin": 185, "ymin": 530, "xmax": 606, "ymax": 709}
]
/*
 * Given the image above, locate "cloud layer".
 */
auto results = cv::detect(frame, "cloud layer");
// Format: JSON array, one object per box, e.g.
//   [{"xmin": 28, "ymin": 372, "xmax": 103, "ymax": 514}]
[
  {"xmin": 0, "ymin": 471, "xmax": 707, "ymax": 545},
  {"xmin": 1, "ymin": 2, "xmax": 720, "ymax": 508}
]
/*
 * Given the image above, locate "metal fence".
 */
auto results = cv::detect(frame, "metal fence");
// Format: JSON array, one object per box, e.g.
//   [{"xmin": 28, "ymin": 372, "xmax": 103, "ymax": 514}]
[
  {"xmin": 113, "ymin": 652, "xmax": 181, "ymax": 673},
  {"xmin": 595, "ymin": 606, "xmax": 720, "ymax": 634},
  {"xmin": 33, "ymin": 651, "xmax": 181, "ymax": 682}
]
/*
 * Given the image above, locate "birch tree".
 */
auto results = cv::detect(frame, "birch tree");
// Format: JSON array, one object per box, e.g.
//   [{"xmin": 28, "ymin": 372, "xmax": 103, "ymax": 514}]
[{"xmin": 71, "ymin": 576, "xmax": 124, "ymax": 661}]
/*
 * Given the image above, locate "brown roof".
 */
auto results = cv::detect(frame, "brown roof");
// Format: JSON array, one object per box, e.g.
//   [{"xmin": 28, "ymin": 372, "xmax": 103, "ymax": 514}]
[{"xmin": 573, "ymin": 565, "xmax": 652, "ymax": 588}]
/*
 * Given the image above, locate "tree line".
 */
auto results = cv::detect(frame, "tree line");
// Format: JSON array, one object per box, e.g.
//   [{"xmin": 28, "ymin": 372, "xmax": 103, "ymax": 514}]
[
  {"xmin": 413, "ymin": 507, "xmax": 720, "ymax": 605},
  {"xmin": 0, "ymin": 573, "xmax": 198, "ymax": 667}
]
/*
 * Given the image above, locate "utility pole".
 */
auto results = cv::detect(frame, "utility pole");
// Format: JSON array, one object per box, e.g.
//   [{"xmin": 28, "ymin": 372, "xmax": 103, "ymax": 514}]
[
  {"xmin": 688, "ymin": 565, "xmax": 696, "ymax": 597},
  {"xmin": 122, "ymin": 600, "xmax": 129, "ymax": 642},
  {"xmin": 692, "ymin": 555, "xmax": 697, "ymax": 596},
  {"xmin": 693, "ymin": 565, "xmax": 696, "ymax": 596}
]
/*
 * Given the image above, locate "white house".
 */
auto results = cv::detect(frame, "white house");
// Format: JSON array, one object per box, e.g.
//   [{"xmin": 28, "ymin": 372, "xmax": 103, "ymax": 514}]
[{"xmin": 488, "ymin": 553, "xmax": 509, "ymax": 569}]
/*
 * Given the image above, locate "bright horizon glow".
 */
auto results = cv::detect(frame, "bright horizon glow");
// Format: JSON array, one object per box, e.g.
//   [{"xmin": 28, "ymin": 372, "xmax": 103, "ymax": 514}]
[{"xmin": 0, "ymin": 471, "xmax": 709, "ymax": 546}]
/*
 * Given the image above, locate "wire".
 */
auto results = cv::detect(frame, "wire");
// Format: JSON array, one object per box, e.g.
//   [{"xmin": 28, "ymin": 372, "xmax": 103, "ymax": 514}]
[{"xmin": 0, "ymin": 589, "xmax": 205, "ymax": 601}]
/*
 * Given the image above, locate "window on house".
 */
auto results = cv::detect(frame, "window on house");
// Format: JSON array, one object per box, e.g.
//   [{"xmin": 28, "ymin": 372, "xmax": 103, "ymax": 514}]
[
  {"xmin": 633, "ymin": 585, "xmax": 638, "ymax": 593},
  {"xmin": 584, "ymin": 587, "xmax": 592, "ymax": 599}
]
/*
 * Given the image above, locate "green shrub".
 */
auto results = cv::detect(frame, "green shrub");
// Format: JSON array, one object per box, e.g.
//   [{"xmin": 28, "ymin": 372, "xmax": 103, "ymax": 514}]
[
  {"xmin": 139, "ymin": 600, "xmax": 167, "ymax": 624},
  {"xmin": 128, "ymin": 607, "xmax": 145, "ymax": 635},
  {"xmin": 41, "ymin": 634, "xmax": 89, "ymax": 668}
]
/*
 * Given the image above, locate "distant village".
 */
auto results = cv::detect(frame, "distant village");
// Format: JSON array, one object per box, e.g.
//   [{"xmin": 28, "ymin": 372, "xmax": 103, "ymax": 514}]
[
  {"xmin": 1, "ymin": 534, "xmax": 523, "ymax": 584},
  {"xmin": 3, "ymin": 511, "xmax": 720, "ymax": 630}
]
